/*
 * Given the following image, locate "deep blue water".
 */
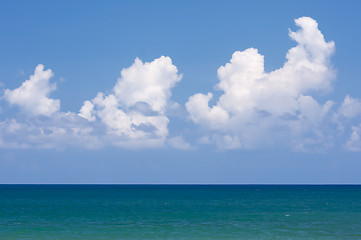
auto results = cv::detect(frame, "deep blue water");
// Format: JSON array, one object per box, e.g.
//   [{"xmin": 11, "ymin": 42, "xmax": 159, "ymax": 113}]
[{"xmin": 1, "ymin": 185, "xmax": 361, "ymax": 239}]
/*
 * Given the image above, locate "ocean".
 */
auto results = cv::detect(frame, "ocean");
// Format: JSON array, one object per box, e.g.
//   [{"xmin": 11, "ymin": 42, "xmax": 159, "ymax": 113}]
[{"xmin": 0, "ymin": 185, "xmax": 361, "ymax": 239}]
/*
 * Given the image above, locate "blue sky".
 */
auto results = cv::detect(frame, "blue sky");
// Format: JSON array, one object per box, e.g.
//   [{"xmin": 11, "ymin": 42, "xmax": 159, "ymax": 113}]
[{"xmin": 1, "ymin": 1, "xmax": 361, "ymax": 183}]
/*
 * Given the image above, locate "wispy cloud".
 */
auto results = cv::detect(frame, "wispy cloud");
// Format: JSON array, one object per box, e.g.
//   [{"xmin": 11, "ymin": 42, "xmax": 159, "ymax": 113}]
[{"xmin": 168, "ymin": 136, "xmax": 195, "ymax": 150}]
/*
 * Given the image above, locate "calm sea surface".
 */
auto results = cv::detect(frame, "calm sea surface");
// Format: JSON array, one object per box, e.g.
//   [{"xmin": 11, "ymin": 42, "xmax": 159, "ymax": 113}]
[{"xmin": 0, "ymin": 185, "xmax": 361, "ymax": 239}]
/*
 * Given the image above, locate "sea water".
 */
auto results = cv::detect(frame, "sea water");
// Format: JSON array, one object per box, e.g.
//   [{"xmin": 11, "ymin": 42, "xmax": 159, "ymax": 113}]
[{"xmin": 0, "ymin": 185, "xmax": 361, "ymax": 239}]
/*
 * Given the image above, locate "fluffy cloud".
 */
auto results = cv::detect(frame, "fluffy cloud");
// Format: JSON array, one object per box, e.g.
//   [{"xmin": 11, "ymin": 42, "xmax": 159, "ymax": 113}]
[
  {"xmin": 186, "ymin": 17, "xmax": 337, "ymax": 150},
  {"xmin": 2, "ymin": 17, "xmax": 361, "ymax": 152},
  {"xmin": 3, "ymin": 64, "xmax": 60, "ymax": 116},
  {"xmin": 1, "ymin": 65, "xmax": 95, "ymax": 149},
  {"xmin": 1, "ymin": 57, "xmax": 181, "ymax": 149},
  {"xmin": 113, "ymin": 57, "xmax": 181, "ymax": 114},
  {"xmin": 78, "ymin": 56, "xmax": 181, "ymax": 146}
]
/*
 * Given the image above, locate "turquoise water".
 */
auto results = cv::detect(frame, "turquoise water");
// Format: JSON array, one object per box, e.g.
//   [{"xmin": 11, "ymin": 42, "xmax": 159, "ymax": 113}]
[{"xmin": 1, "ymin": 185, "xmax": 361, "ymax": 239}]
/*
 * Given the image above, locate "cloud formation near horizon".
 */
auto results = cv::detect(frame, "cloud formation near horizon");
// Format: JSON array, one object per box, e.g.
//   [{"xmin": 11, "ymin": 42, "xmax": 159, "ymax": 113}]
[
  {"xmin": 78, "ymin": 56, "xmax": 182, "ymax": 148},
  {"xmin": 186, "ymin": 17, "xmax": 339, "ymax": 150},
  {"xmin": 0, "ymin": 57, "xmax": 182, "ymax": 149},
  {"xmin": 1, "ymin": 17, "xmax": 361, "ymax": 151}
]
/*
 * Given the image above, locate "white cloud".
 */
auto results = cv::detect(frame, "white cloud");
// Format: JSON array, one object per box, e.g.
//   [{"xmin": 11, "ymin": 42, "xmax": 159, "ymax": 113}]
[
  {"xmin": 0, "ymin": 113, "xmax": 101, "ymax": 149},
  {"xmin": 1, "ymin": 17, "xmax": 361, "ymax": 152},
  {"xmin": 78, "ymin": 100, "xmax": 96, "ymax": 122},
  {"xmin": 1, "ymin": 57, "xmax": 182, "ymax": 149},
  {"xmin": 337, "ymin": 95, "xmax": 361, "ymax": 119},
  {"xmin": 78, "ymin": 56, "xmax": 182, "ymax": 147},
  {"xmin": 0, "ymin": 65, "xmax": 100, "ymax": 149},
  {"xmin": 168, "ymin": 136, "xmax": 194, "ymax": 150},
  {"xmin": 186, "ymin": 17, "xmax": 336, "ymax": 150},
  {"xmin": 344, "ymin": 125, "xmax": 361, "ymax": 151},
  {"xmin": 4, "ymin": 64, "xmax": 60, "ymax": 116},
  {"xmin": 113, "ymin": 57, "xmax": 181, "ymax": 113}
]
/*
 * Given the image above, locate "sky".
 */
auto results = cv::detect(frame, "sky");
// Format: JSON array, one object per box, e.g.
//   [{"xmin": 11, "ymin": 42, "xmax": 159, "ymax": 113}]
[{"xmin": 1, "ymin": 0, "xmax": 361, "ymax": 184}]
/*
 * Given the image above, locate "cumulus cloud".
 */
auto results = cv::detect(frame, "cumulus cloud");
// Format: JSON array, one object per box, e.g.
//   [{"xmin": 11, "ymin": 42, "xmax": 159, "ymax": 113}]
[
  {"xmin": 113, "ymin": 57, "xmax": 181, "ymax": 114},
  {"xmin": 0, "ymin": 65, "xmax": 98, "ymax": 149},
  {"xmin": 79, "ymin": 100, "xmax": 95, "ymax": 122},
  {"xmin": 186, "ymin": 17, "xmax": 337, "ymax": 150},
  {"xmin": 78, "ymin": 56, "xmax": 182, "ymax": 147},
  {"xmin": 3, "ymin": 64, "xmax": 60, "ymax": 116},
  {"xmin": 2, "ymin": 17, "xmax": 361, "ymax": 152},
  {"xmin": 1, "ymin": 57, "xmax": 181, "ymax": 149}
]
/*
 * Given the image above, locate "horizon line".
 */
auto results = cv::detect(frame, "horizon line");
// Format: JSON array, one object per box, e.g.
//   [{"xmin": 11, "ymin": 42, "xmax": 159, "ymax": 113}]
[{"xmin": 1, "ymin": 183, "xmax": 361, "ymax": 185}]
